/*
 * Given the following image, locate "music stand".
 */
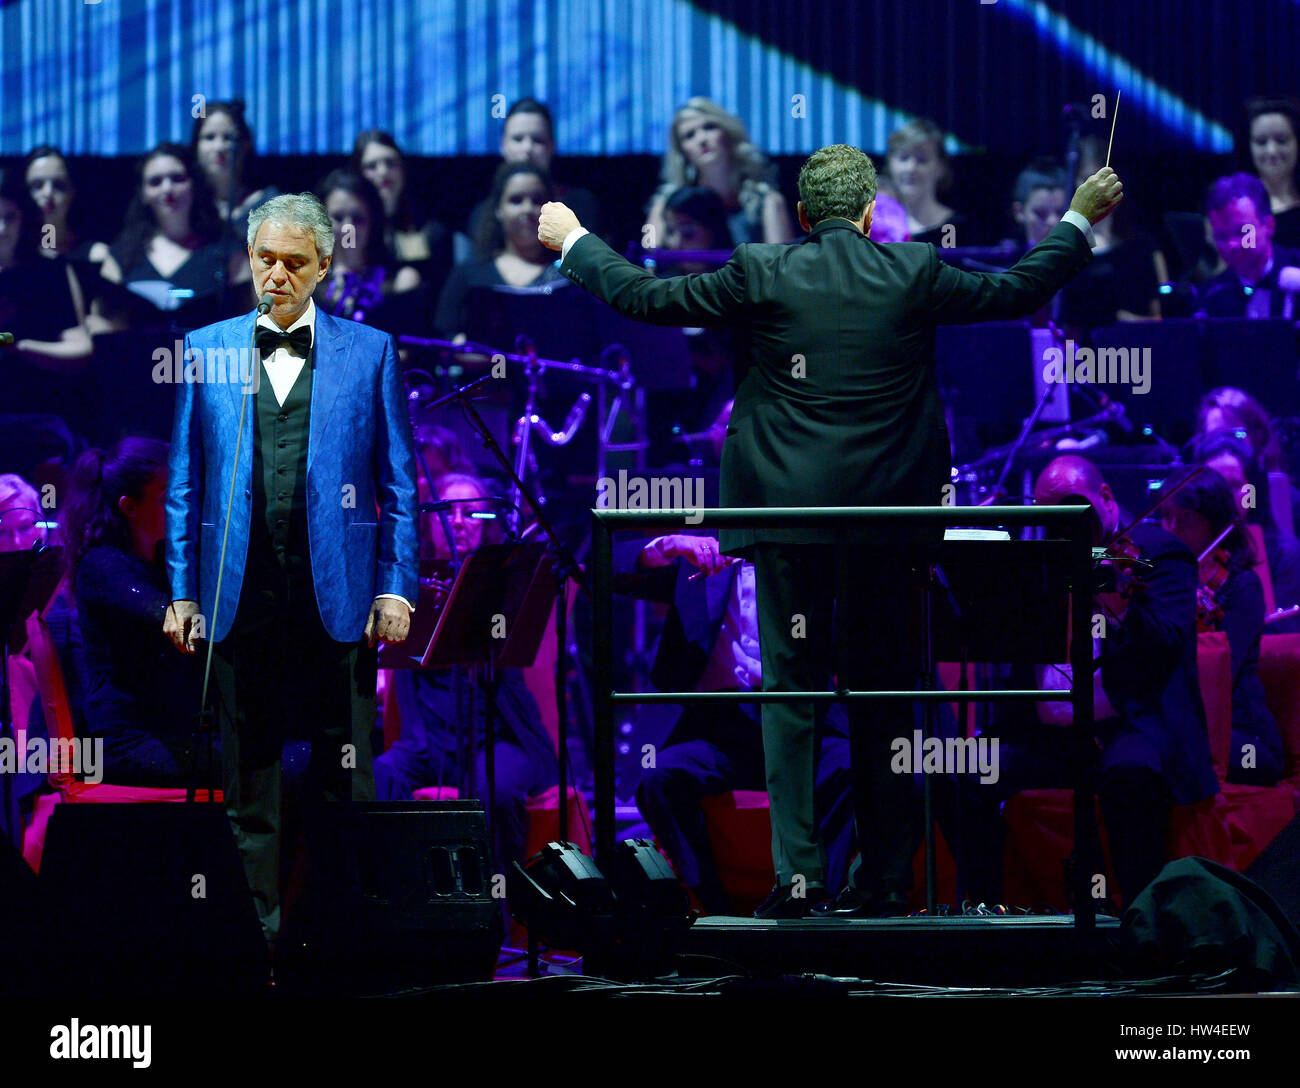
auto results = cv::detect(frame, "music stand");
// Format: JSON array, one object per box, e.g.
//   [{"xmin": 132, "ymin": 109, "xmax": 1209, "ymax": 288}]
[
  {"xmin": 376, "ymin": 559, "xmax": 455, "ymax": 671},
  {"xmin": 922, "ymin": 536, "xmax": 1097, "ymax": 913},
  {"xmin": 463, "ymin": 282, "xmax": 605, "ymax": 366},
  {"xmin": 0, "ymin": 546, "xmax": 64, "ymax": 848},
  {"xmin": 421, "ymin": 543, "xmax": 549, "ymax": 669},
  {"xmin": 412, "ymin": 543, "xmax": 556, "ymax": 866}
]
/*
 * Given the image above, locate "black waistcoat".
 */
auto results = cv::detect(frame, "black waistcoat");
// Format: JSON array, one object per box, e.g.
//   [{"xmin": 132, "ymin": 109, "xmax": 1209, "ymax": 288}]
[{"xmin": 236, "ymin": 350, "xmax": 314, "ymax": 630}]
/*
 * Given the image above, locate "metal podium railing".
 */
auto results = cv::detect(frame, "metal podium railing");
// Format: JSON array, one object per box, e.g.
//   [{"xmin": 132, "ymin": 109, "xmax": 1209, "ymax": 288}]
[{"xmin": 590, "ymin": 505, "xmax": 1103, "ymax": 934}]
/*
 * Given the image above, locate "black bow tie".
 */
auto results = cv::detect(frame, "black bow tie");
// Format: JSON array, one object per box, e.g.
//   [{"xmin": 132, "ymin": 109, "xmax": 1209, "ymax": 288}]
[{"xmin": 255, "ymin": 324, "xmax": 312, "ymax": 358}]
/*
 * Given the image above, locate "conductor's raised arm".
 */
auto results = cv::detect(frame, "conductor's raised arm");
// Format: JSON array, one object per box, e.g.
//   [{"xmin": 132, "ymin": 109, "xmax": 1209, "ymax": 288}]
[
  {"xmin": 923, "ymin": 167, "xmax": 1123, "ymax": 326},
  {"xmin": 539, "ymin": 200, "xmax": 746, "ymax": 328}
]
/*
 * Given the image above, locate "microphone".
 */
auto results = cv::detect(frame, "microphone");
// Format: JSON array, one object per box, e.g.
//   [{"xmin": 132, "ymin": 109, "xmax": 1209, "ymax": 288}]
[
  {"xmin": 0, "ymin": 332, "xmax": 14, "ymax": 346},
  {"xmin": 257, "ymin": 292, "xmax": 275, "ymax": 315}
]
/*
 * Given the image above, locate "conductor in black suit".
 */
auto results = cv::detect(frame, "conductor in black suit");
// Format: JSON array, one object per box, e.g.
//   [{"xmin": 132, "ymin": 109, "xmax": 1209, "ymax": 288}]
[{"xmin": 540, "ymin": 145, "xmax": 1123, "ymax": 917}]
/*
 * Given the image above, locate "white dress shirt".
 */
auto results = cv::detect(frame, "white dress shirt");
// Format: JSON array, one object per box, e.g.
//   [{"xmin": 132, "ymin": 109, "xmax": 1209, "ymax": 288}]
[{"xmin": 255, "ymin": 298, "xmax": 314, "ymax": 407}]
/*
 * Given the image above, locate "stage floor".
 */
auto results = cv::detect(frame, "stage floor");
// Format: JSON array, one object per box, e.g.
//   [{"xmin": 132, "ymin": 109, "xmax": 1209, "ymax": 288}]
[{"xmin": 679, "ymin": 913, "xmax": 1123, "ymax": 987}]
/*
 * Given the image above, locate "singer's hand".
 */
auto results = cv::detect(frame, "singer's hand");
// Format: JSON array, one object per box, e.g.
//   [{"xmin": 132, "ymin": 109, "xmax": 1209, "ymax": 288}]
[
  {"xmin": 364, "ymin": 596, "xmax": 411, "ymax": 647},
  {"xmin": 164, "ymin": 599, "xmax": 203, "ymax": 654}
]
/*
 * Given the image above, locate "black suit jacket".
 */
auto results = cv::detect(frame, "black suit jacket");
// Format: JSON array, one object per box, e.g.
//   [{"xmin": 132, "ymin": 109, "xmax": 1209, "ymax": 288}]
[
  {"xmin": 563, "ymin": 218, "xmax": 1093, "ymax": 553},
  {"xmin": 1201, "ymin": 246, "xmax": 1300, "ymax": 317}
]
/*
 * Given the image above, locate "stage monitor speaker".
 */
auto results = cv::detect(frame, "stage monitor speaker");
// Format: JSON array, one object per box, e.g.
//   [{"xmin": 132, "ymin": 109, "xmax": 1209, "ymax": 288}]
[
  {"xmin": 39, "ymin": 803, "xmax": 267, "ymax": 997},
  {"xmin": 0, "ymin": 835, "xmax": 45, "ymax": 997},
  {"xmin": 1245, "ymin": 814, "xmax": 1300, "ymax": 932},
  {"xmin": 276, "ymin": 800, "xmax": 503, "ymax": 995}
]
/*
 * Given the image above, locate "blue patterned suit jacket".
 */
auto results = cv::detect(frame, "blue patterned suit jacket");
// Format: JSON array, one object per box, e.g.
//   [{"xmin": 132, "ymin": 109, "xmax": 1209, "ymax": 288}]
[{"xmin": 164, "ymin": 308, "xmax": 418, "ymax": 643}]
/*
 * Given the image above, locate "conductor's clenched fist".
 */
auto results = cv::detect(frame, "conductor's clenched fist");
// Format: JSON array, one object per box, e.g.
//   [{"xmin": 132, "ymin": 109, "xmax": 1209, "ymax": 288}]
[{"xmin": 538, "ymin": 202, "xmax": 581, "ymax": 251}]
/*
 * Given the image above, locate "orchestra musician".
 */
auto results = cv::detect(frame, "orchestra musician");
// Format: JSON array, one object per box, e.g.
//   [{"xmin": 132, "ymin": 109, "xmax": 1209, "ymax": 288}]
[
  {"xmin": 956, "ymin": 456, "xmax": 1220, "ymax": 909},
  {"xmin": 1159, "ymin": 467, "xmax": 1285, "ymax": 786}
]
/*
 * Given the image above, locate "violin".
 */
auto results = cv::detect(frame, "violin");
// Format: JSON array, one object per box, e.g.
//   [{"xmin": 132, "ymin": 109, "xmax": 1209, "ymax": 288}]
[
  {"xmin": 1092, "ymin": 466, "xmax": 1213, "ymax": 608},
  {"xmin": 1094, "ymin": 530, "xmax": 1153, "ymax": 600},
  {"xmin": 1195, "ymin": 525, "xmax": 1234, "ymax": 633},
  {"xmin": 416, "ymin": 558, "xmax": 458, "ymax": 614}
]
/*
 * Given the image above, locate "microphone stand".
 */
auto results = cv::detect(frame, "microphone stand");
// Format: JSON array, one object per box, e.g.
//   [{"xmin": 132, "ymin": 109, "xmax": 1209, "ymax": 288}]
[{"xmin": 187, "ymin": 293, "xmax": 272, "ymax": 804}]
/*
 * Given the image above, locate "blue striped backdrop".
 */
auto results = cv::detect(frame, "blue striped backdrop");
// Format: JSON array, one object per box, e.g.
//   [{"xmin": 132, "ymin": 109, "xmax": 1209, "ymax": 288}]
[{"xmin": 2, "ymin": 0, "xmax": 1282, "ymax": 157}]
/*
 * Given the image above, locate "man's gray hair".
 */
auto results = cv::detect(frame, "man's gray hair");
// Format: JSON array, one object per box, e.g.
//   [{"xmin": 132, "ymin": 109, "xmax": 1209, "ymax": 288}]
[
  {"xmin": 797, "ymin": 145, "xmax": 878, "ymax": 227},
  {"xmin": 246, "ymin": 192, "xmax": 335, "ymax": 259}
]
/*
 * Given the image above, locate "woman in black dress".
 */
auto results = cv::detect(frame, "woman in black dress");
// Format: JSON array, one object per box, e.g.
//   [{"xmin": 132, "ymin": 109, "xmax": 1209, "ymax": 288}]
[
  {"xmin": 885, "ymin": 118, "xmax": 971, "ymax": 247},
  {"xmin": 190, "ymin": 99, "xmax": 280, "ymax": 240},
  {"xmin": 98, "ymin": 143, "xmax": 244, "ymax": 328},
  {"xmin": 0, "ymin": 167, "xmax": 91, "ymax": 374},
  {"xmin": 1242, "ymin": 97, "xmax": 1300, "ymax": 250},
  {"xmin": 313, "ymin": 168, "xmax": 421, "ymax": 332},
  {"xmin": 352, "ymin": 129, "xmax": 451, "ymax": 290},
  {"xmin": 61, "ymin": 437, "xmax": 210, "ymax": 788},
  {"xmin": 24, "ymin": 145, "xmax": 110, "ymax": 270},
  {"xmin": 0, "ymin": 167, "xmax": 94, "ymax": 458},
  {"xmin": 434, "ymin": 162, "xmax": 565, "ymax": 338}
]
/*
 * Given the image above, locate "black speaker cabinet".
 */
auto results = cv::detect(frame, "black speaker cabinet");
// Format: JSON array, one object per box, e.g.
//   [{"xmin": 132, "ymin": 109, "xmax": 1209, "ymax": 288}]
[
  {"xmin": 39, "ymin": 802, "xmax": 267, "ymax": 997},
  {"xmin": 1245, "ymin": 814, "xmax": 1300, "ymax": 931},
  {"xmin": 276, "ymin": 800, "xmax": 503, "ymax": 995},
  {"xmin": 0, "ymin": 834, "xmax": 45, "ymax": 997}
]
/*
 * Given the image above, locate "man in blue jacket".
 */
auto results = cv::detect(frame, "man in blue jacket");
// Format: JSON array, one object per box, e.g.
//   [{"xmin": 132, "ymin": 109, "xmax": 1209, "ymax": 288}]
[{"xmin": 163, "ymin": 192, "xmax": 419, "ymax": 943}]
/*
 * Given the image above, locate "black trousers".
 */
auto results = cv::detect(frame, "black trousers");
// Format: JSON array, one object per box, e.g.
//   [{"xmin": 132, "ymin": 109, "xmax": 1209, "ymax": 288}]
[
  {"xmin": 751, "ymin": 542, "xmax": 923, "ymax": 892},
  {"xmin": 635, "ymin": 701, "xmax": 859, "ymax": 913},
  {"xmin": 210, "ymin": 559, "xmax": 377, "ymax": 945}
]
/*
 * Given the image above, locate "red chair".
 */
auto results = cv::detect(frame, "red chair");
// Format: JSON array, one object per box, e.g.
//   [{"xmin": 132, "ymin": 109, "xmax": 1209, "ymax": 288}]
[
  {"xmin": 1000, "ymin": 634, "xmax": 1238, "ymax": 910},
  {"xmin": 1218, "ymin": 634, "xmax": 1300, "ymax": 870},
  {"xmin": 699, "ymin": 790, "xmax": 776, "ymax": 915},
  {"xmin": 1259, "ymin": 633, "xmax": 1300, "ymax": 798},
  {"xmin": 23, "ymin": 612, "xmax": 221, "ymax": 809},
  {"xmin": 5, "ymin": 647, "xmax": 59, "ymax": 871}
]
